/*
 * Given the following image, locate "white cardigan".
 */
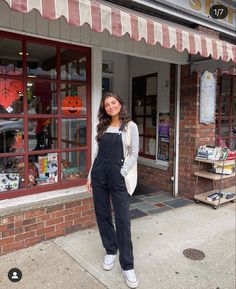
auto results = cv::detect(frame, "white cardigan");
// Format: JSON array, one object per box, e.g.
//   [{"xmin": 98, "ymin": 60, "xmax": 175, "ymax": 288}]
[{"xmin": 88, "ymin": 121, "xmax": 139, "ymax": 191}]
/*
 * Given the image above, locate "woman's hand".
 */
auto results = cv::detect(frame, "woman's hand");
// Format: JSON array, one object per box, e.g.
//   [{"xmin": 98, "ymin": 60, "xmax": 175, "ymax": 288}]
[{"xmin": 86, "ymin": 179, "xmax": 93, "ymax": 193}]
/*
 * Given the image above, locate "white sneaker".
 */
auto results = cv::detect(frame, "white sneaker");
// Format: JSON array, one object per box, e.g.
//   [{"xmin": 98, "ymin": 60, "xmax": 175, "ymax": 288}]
[
  {"xmin": 102, "ymin": 254, "xmax": 116, "ymax": 270},
  {"xmin": 122, "ymin": 269, "xmax": 139, "ymax": 288}
]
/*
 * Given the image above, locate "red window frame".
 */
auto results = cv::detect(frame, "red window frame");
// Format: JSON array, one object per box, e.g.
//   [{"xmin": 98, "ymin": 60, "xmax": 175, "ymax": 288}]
[
  {"xmin": 216, "ymin": 74, "xmax": 236, "ymax": 151},
  {"xmin": 132, "ymin": 73, "xmax": 157, "ymax": 160},
  {"xmin": 0, "ymin": 31, "xmax": 91, "ymax": 200}
]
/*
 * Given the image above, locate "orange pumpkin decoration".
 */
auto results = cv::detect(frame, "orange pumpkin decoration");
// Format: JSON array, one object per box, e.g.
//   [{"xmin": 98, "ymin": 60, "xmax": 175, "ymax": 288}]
[{"xmin": 62, "ymin": 95, "xmax": 83, "ymax": 115}]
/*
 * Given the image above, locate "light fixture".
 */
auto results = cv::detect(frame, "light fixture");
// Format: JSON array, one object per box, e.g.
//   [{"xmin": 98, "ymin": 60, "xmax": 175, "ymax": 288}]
[{"xmin": 18, "ymin": 51, "xmax": 29, "ymax": 56}]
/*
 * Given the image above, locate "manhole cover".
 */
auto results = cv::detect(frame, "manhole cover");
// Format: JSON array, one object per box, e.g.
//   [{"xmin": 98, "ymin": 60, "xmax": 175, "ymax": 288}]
[{"xmin": 183, "ymin": 248, "xmax": 205, "ymax": 261}]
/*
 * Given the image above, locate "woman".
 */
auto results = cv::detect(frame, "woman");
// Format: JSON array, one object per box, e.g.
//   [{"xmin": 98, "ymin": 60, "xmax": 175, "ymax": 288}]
[{"xmin": 86, "ymin": 92, "xmax": 139, "ymax": 288}]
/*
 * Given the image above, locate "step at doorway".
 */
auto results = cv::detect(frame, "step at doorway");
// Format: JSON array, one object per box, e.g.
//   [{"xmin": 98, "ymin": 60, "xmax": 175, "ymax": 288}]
[{"xmin": 133, "ymin": 182, "xmax": 166, "ymax": 196}]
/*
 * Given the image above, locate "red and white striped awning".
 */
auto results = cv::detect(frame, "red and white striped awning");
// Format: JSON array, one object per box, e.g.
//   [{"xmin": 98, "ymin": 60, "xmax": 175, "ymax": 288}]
[{"xmin": 2, "ymin": 0, "xmax": 236, "ymax": 63}]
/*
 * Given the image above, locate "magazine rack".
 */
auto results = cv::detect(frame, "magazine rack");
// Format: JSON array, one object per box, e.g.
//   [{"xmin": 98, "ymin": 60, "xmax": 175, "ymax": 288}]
[{"xmin": 194, "ymin": 157, "xmax": 236, "ymax": 209}]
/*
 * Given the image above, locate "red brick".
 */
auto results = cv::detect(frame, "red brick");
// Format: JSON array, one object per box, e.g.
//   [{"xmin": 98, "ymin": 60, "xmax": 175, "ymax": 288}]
[
  {"xmin": 65, "ymin": 201, "xmax": 82, "ymax": 209},
  {"xmin": 15, "ymin": 220, "xmax": 24, "ymax": 228},
  {"xmin": 0, "ymin": 237, "xmax": 14, "ymax": 246},
  {"xmin": 46, "ymin": 205, "xmax": 64, "ymax": 213},
  {"xmin": 52, "ymin": 208, "xmax": 74, "ymax": 218},
  {"xmin": 25, "ymin": 235, "xmax": 45, "ymax": 246},
  {"xmin": 56, "ymin": 221, "xmax": 73, "ymax": 230},
  {"xmin": 24, "ymin": 209, "xmax": 46, "ymax": 218},
  {"xmin": 3, "ymin": 241, "xmax": 25, "ymax": 253},
  {"xmin": 14, "ymin": 214, "xmax": 24, "ymax": 221},
  {"xmin": 22, "ymin": 218, "xmax": 37, "ymax": 225},
  {"xmin": 46, "ymin": 229, "xmax": 64, "ymax": 239},
  {"xmin": 65, "ymin": 224, "xmax": 83, "ymax": 234},
  {"xmin": 15, "ymin": 231, "xmax": 35, "ymax": 241},
  {"xmin": 64, "ymin": 213, "xmax": 82, "ymax": 221},
  {"xmin": 2, "ymin": 227, "xmax": 24, "ymax": 238},
  {"xmin": 36, "ymin": 226, "xmax": 55, "ymax": 235},
  {"xmin": 1, "ymin": 216, "xmax": 14, "ymax": 224},
  {"xmin": 82, "ymin": 209, "xmax": 95, "ymax": 217},
  {"xmin": 73, "ymin": 206, "xmax": 83, "ymax": 213},
  {"xmin": 74, "ymin": 216, "xmax": 90, "ymax": 225},
  {"xmin": 0, "ymin": 224, "xmax": 8, "ymax": 232},
  {"xmin": 46, "ymin": 217, "xmax": 63, "ymax": 226},
  {"xmin": 36, "ymin": 214, "xmax": 52, "ymax": 222},
  {"xmin": 24, "ymin": 223, "xmax": 44, "ymax": 232}
]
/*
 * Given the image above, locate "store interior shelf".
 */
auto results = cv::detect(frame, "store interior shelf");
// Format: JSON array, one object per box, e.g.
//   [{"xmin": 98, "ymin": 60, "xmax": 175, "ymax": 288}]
[{"xmin": 194, "ymin": 170, "xmax": 235, "ymax": 180}]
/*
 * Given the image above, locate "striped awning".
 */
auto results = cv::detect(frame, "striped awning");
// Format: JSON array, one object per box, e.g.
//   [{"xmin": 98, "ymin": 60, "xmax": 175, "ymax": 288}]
[{"xmin": 2, "ymin": 0, "xmax": 236, "ymax": 63}]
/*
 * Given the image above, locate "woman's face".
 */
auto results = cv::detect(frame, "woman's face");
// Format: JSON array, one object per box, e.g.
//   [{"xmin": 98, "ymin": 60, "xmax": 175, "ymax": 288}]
[{"xmin": 104, "ymin": 96, "xmax": 122, "ymax": 117}]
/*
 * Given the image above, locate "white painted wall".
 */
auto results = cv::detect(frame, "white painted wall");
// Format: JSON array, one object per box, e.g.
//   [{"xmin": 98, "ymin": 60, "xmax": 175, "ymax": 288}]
[
  {"xmin": 102, "ymin": 51, "xmax": 130, "ymax": 107},
  {"xmin": 130, "ymin": 57, "xmax": 170, "ymax": 114},
  {"xmin": 130, "ymin": 57, "xmax": 170, "ymax": 167}
]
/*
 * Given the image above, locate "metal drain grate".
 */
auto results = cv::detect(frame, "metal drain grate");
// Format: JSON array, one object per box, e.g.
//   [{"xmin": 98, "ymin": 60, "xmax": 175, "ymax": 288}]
[{"xmin": 183, "ymin": 248, "xmax": 205, "ymax": 261}]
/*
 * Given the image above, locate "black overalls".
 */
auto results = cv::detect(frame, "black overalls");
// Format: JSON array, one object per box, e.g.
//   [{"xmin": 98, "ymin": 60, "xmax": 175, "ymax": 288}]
[{"xmin": 91, "ymin": 128, "xmax": 134, "ymax": 270}]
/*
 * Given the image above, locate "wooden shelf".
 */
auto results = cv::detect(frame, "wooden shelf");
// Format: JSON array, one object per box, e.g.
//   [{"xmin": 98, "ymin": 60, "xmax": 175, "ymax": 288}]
[
  {"xmin": 194, "ymin": 186, "xmax": 235, "ymax": 209},
  {"xmin": 195, "ymin": 157, "xmax": 235, "ymax": 166},
  {"xmin": 194, "ymin": 170, "xmax": 235, "ymax": 180}
]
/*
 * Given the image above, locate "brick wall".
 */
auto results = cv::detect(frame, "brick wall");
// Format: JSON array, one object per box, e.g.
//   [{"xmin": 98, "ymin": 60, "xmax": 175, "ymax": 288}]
[
  {"xmin": 178, "ymin": 64, "xmax": 235, "ymax": 198},
  {"xmin": 138, "ymin": 164, "xmax": 172, "ymax": 192},
  {"xmin": 0, "ymin": 197, "xmax": 96, "ymax": 256}
]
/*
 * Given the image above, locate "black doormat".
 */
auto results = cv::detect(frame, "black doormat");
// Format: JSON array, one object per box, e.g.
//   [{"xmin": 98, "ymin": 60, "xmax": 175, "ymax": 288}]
[{"xmin": 133, "ymin": 182, "xmax": 160, "ymax": 196}]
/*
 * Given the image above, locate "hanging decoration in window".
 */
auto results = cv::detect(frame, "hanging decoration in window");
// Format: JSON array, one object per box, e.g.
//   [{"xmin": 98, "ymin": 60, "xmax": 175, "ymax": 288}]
[
  {"xmin": 0, "ymin": 78, "xmax": 23, "ymax": 113},
  {"xmin": 62, "ymin": 95, "xmax": 83, "ymax": 115}
]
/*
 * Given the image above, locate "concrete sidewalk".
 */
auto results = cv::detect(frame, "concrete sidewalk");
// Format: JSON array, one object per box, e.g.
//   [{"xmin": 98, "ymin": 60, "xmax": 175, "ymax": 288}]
[{"xmin": 0, "ymin": 201, "xmax": 235, "ymax": 289}]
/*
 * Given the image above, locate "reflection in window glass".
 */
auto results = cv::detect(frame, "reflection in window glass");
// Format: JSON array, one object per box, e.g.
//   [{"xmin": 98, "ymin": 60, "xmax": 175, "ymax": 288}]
[
  {"xmin": 0, "ymin": 78, "xmax": 23, "ymax": 114},
  {"xmin": 0, "ymin": 156, "xmax": 25, "ymax": 191},
  {"xmin": 61, "ymin": 119, "xmax": 87, "ymax": 149},
  {"xmin": 62, "ymin": 151, "xmax": 86, "ymax": 181},
  {"xmin": 61, "ymin": 84, "xmax": 86, "ymax": 116},
  {"xmin": 27, "ymin": 43, "xmax": 56, "ymax": 79},
  {"xmin": 60, "ymin": 49, "xmax": 87, "ymax": 81},
  {"xmin": 28, "ymin": 153, "xmax": 58, "ymax": 186},
  {"xmin": 222, "ymin": 77, "xmax": 231, "ymax": 97},
  {"xmin": 0, "ymin": 38, "xmax": 22, "ymax": 75},
  {"xmin": 28, "ymin": 118, "xmax": 58, "ymax": 151},
  {"xmin": 0, "ymin": 118, "xmax": 24, "ymax": 153},
  {"xmin": 27, "ymin": 81, "xmax": 57, "ymax": 114}
]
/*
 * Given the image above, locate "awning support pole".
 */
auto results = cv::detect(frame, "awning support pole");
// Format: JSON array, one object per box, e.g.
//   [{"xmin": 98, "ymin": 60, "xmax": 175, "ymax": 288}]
[{"xmin": 173, "ymin": 64, "xmax": 181, "ymax": 197}]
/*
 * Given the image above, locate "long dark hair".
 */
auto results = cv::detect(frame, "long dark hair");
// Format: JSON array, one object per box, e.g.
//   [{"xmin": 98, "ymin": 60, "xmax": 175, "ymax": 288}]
[{"xmin": 96, "ymin": 92, "xmax": 130, "ymax": 142}]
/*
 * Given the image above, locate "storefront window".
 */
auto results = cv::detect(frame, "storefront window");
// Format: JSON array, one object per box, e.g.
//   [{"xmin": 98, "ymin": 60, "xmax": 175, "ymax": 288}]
[
  {"xmin": 0, "ymin": 38, "xmax": 23, "ymax": 75},
  {"xmin": 0, "ymin": 34, "xmax": 91, "ymax": 198},
  {"xmin": 0, "ymin": 118, "xmax": 24, "ymax": 153},
  {"xmin": 28, "ymin": 118, "xmax": 58, "ymax": 151},
  {"xmin": 62, "ymin": 151, "xmax": 87, "ymax": 181},
  {"xmin": 61, "ymin": 119, "xmax": 87, "ymax": 148},
  {"xmin": 0, "ymin": 78, "xmax": 23, "ymax": 114},
  {"xmin": 61, "ymin": 49, "xmax": 87, "ymax": 81},
  {"xmin": 216, "ymin": 75, "xmax": 236, "ymax": 150},
  {"xmin": 27, "ymin": 43, "xmax": 57, "ymax": 79},
  {"xmin": 0, "ymin": 156, "xmax": 25, "ymax": 191},
  {"xmin": 27, "ymin": 81, "xmax": 57, "ymax": 114},
  {"xmin": 28, "ymin": 153, "xmax": 58, "ymax": 186}
]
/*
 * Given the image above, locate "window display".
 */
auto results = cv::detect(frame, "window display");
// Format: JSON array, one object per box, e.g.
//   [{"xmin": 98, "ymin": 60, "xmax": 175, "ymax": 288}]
[
  {"xmin": 0, "ymin": 157, "xmax": 25, "ymax": 191},
  {"xmin": 0, "ymin": 34, "xmax": 90, "ymax": 198}
]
